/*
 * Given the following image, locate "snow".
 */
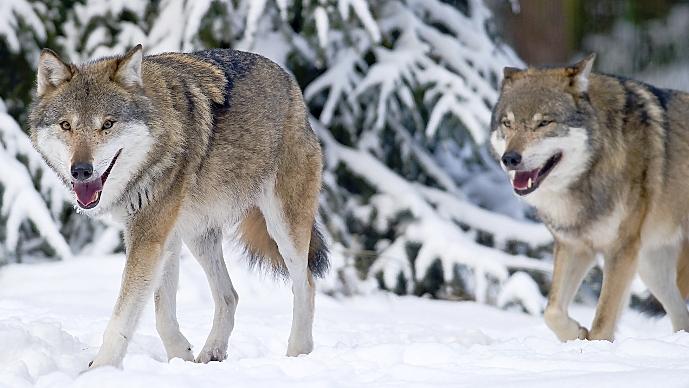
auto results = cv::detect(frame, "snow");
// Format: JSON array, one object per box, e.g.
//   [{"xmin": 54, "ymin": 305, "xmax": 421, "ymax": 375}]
[
  {"xmin": 497, "ymin": 271, "xmax": 544, "ymax": 315},
  {"xmin": 340, "ymin": 0, "xmax": 381, "ymax": 44},
  {"xmin": 237, "ymin": 0, "xmax": 268, "ymax": 50},
  {"xmin": 314, "ymin": 6, "xmax": 330, "ymax": 49},
  {"xmin": 1, "ymin": 254, "xmax": 689, "ymax": 387},
  {"xmin": 0, "ymin": 0, "xmax": 46, "ymax": 52},
  {"xmin": 303, "ymin": 49, "xmax": 363, "ymax": 125}
]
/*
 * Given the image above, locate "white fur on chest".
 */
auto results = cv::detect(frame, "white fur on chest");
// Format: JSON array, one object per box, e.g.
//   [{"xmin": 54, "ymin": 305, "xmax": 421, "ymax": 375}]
[
  {"xmin": 554, "ymin": 203, "xmax": 627, "ymax": 253},
  {"xmin": 526, "ymin": 188, "xmax": 578, "ymax": 225},
  {"xmin": 583, "ymin": 202, "xmax": 626, "ymax": 250}
]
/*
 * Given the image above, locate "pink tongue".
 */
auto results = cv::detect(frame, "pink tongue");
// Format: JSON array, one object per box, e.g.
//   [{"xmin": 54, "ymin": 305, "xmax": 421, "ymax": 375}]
[
  {"xmin": 513, "ymin": 169, "xmax": 539, "ymax": 190},
  {"xmin": 73, "ymin": 179, "xmax": 103, "ymax": 206}
]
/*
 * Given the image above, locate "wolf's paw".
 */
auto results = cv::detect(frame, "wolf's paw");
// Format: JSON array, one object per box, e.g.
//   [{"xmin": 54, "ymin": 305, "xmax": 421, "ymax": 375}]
[
  {"xmin": 195, "ymin": 342, "xmax": 228, "ymax": 363},
  {"xmin": 87, "ymin": 337, "xmax": 126, "ymax": 369},
  {"xmin": 286, "ymin": 339, "xmax": 313, "ymax": 357},
  {"xmin": 87, "ymin": 355, "xmax": 122, "ymax": 370},
  {"xmin": 586, "ymin": 328, "xmax": 613, "ymax": 341},
  {"xmin": 167, "ymin": 344, "xmax": 194, "ymax": 362},
  {"xmin": 559, "ymin": 325, "xmax": 588, "ymax": 341}
]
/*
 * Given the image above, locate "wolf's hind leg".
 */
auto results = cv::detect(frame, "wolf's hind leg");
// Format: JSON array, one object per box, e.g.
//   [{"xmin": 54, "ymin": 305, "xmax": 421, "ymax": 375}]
[
  {"xmin": 184, "ymin": 228, "xmax": 238, "ymax": 363},
  {"xmin": 638, "ymin": 242, "xmax": 689, "ymax": 332},
  {"xmin": 678, "ymin": 242, "xmax": 689, "ymax": 300},
  {"xmin": 154, "ymin": 235, "xmax": 194, "ymax": 361},
  {"xmin": 544, "ymin": 241, "xmax": 595, "ymax": 341},
  {"xmin": 259, "ymin": 182, "xmax": 317, "ymax": 357}
]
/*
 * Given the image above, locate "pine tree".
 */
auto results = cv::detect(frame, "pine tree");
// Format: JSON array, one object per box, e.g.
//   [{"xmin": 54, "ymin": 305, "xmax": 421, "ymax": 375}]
[{"xmin": 0, "ymin": 0, "xmax": 553, "ymax": 312}]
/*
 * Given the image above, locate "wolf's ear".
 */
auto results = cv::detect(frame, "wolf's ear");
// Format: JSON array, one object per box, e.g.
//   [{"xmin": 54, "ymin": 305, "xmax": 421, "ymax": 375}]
[
  {"xmin": 503, "ymin": 67, "xmax": 522, "ymax": 81},
  {"xmin": 113, "ymin": 44, "xmax": 143, "ymax": 88},
  {"xmin": 501, "ymin": 67, "xmax": 523, "ymax": 91},
  {"xmin": 36, "ymin": 49, "xmax": 73, "ymax": 97},
  {"xmin": 568, "ymin": 53, "xmax": 596, "ymax": 93},
  {"xmin": 502, "ymin": 67, "xmax": 522, "ymax": 83}
]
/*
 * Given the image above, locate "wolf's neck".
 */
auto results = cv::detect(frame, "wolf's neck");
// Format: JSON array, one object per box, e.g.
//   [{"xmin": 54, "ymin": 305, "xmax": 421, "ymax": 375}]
[{"xmin": 526, "ymin": 188, "xmax": 582, "ymax": 231}]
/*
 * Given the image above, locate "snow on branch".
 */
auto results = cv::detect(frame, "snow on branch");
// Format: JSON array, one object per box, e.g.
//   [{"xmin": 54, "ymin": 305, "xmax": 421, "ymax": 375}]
[
  {"xmin": 0, "ymin": 100, "xmax": 72, "ymax": 260},
  {"xmin": 0, "ymin": 0, "xmax": 46, "ymax": 52},
  {"xmin": 314, "ymin": 118, "xmax": 550, "ymax": 301}
]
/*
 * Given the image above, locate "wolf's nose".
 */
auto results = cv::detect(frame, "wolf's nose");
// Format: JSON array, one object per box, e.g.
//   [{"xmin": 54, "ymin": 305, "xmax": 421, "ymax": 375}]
[
  {"xmin": 501, "ymin": 151, "xmax": 522, "ymax": 168},
  {"xmin": 71, "ymin": 163, "xmax": 94, "ymax": 181}
]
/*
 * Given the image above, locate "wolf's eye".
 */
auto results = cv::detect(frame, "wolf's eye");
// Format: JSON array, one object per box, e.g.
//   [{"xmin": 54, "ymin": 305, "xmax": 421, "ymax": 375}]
[
  {"xmin": 501, "ymin": 118, "xmax": 511, "ymax": 128},
  {"xmin": 538, "ymin": 120, "xmax": 553, "ymax": 128},
  {"xmin": 102, "ymin": 120, "xmax": 115, "ymax": 130},
  {"xmin": 59, "ymin": 121, "xmax": 71, "ymax": 131}
]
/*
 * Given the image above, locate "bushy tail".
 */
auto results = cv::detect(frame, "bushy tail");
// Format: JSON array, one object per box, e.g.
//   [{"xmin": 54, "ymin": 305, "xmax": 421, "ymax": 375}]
[
  {"xmin": 308, "ymin": 223, "xmax": 330, "ymax": 278},
  {"xmin": 638, "ymin": 295, "xmax": 665, "ymax": 317},
  {"xmin": 239, "ymin": 208, "xmax": 329, "ymax": 278}
]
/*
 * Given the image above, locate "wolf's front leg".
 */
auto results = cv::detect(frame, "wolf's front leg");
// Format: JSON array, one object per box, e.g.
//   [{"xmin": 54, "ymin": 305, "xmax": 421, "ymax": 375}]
[
  {"xmin": 90, "ymin": 200, "xmax": 181, "ymax": 369},
  {"xmin": 89, "ymin": 240, "xmax": 165, "ymax": 368},
  {"xmin": 588, "ymin": 240, "xmax": 640, "ymax": 341},
  {"xmin": 544, "ymin": 241, "xmax": 595, "ymax": 341}
]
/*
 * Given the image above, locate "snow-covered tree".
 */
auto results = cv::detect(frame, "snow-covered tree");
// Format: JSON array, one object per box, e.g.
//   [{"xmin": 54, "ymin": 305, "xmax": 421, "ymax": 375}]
[{"xmin": 0, "ymin": 0, "xmax": 553, "ymax": 312}]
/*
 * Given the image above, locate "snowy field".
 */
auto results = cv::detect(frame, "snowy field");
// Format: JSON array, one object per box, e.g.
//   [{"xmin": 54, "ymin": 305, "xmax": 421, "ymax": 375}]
[{"xmin": 1, "ymin": 254, "xmax": 689, "ymax": 388}]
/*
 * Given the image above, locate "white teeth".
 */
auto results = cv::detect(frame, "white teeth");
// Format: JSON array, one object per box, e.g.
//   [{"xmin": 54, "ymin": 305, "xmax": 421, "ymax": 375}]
[
  {"xmin": 527, "ymin": 177, "xmax": 533, "ymax": 189},
  {"xmin": 509, "ymin": 171, "xmax": 516, "ymax": 181}
]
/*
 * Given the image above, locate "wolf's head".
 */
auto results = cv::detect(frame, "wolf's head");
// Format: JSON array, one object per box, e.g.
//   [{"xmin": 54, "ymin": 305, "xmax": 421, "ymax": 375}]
[
  {"xmin": 490, "ymin": 54, "xmax": 598, "ymax": 199},
  {"xmin": 29, "ymin": 45, "xmax": 154, "ymax": 215}
]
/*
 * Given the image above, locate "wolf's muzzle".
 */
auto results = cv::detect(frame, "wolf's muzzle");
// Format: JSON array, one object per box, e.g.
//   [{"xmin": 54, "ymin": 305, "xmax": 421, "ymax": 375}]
[{"xmin": 71, "ymin": 149, "xmax": 122, "ymax": 209}]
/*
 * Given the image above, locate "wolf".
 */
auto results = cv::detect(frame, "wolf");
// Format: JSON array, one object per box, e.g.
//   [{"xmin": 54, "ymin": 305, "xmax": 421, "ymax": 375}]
[
  {"xmin": 28, "ymin": 44, "xmax": 328, "ymax": 368},
  {"xmin": 490, "ymin": 54, "xmax": 689, "ymax": 342}
]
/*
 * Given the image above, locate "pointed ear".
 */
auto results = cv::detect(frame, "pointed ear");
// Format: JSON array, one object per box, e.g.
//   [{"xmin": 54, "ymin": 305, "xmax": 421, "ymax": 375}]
[
  {"xmin": 503, "ymin": 66, "xmax": 522, "ymax": 81},
  {"xmin": 501, "ymin": 66, "xmax": 523, "ymax": 90},
  {"xmin": 36, "ymin": 49, "xmax": 73, "ymax": 97},
  {"xmin": 113, "ymin": 44, "xmax": 144, "ymax": 88},
  {"xmin": 569, "ymin": 53, "xmax": 596, "ymax": 93}
]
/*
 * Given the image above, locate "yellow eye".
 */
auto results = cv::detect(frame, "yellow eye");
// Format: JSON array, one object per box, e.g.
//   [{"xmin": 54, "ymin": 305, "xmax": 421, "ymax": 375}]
[
  {"xmin": 501, "ymin": 118, "xmax": 511, "ymax": 128},
  {"xmin": 538, "ymin": 120, "xmax": 553, "ymax": 128},
  {"xmin": 102, "ymin": 120, "xmax": 115, "ymax": 130},
  {"xmin": 59, "ymin": 121, "xmax": 71, "ymax": 131}
]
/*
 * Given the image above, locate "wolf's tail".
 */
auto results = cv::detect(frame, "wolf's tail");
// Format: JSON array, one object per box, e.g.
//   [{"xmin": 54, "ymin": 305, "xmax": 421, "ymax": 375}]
[
  {"xmin": 239, "ymin": 208, "xmax": 329, "ymax": 278},
  {"xmin": 637, "ymin": 295, "xmax": 665, "ymax": 317},
  {"xmin": 307, "ymin": 223, "xmax": 330, "ymax": 278}
]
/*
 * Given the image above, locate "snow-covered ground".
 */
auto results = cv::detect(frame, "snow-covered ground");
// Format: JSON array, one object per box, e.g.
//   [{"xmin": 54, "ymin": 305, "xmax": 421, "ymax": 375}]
[{"xmin": 1, "ymin": 254, "xmax": 689, "ymax": 388}]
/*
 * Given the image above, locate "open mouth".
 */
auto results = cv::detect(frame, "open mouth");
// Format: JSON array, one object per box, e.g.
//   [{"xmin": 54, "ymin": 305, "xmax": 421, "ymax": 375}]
[
  {"xmin": 72, "ymin": 149, "xmax": 122, "ymax": 209},
  {"xmin": 511, "ymin": 152, "xmax": 562, "ymax": 196}
]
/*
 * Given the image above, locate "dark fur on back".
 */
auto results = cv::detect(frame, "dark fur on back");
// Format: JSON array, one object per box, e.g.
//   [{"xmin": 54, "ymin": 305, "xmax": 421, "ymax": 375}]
[{"xmin": 191, "ymin": 49, "xmax": 257, "ymax": 102}]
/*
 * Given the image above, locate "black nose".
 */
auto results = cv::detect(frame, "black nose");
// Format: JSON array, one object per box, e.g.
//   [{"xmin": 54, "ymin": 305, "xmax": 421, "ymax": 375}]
[
  {"xmin": 501, "ymin": 151, "xmax": 522, "ymax": 168},
  {"xmin": 71, "ymin": 162, "xmax": 94, "ymax": 181}
]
